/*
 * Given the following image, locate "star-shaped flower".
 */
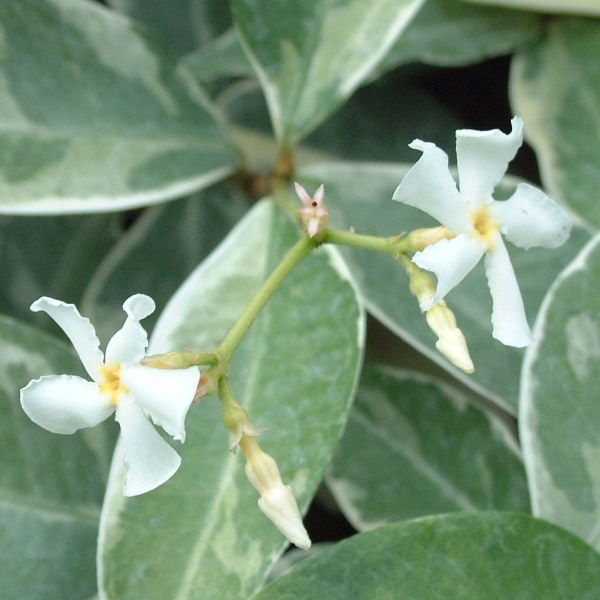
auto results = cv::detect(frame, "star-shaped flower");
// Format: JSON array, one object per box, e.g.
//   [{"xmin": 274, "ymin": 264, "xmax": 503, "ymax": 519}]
[
  {"xmin": 393, "ymin": 117, "xmax": 571, "ymax": 347},
  {"xmin": 20, "ymin": 294, "xmax": 200, "ymax": 496}
]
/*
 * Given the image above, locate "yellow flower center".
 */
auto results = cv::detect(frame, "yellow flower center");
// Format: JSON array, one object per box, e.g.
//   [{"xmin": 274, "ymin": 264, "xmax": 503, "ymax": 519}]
[
  {"xmin": 100, "ymin": 364, "xmax": 128, "ymax": 405},
  {"xmin": 470, "ymin": 205, "xmax": 500, "ymax": 248}
]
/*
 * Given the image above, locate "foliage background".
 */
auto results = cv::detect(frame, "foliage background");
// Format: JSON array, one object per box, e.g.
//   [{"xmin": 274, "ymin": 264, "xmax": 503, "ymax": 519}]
[{"xmin": 1, "ymin": 0, "xmax": 600, "ymax": 598}]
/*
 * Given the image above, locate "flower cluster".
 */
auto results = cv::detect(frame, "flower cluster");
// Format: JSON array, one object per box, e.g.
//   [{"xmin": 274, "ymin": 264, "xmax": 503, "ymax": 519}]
[
  {"xmin": 20, "ymin": 294, "xmax": 311, "ymax": 549},
  {"xmin": 393, "ymin": 117, "xmax": 571, "ymax": 347},
  {"xmin": 18, "ymin": 117, "xmax": 570, "ymax": 553}
]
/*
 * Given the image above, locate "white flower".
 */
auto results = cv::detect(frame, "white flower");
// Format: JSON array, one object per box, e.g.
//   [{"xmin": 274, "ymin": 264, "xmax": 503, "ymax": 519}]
[
  {"xmin": 20, "ymin": 295, "xmax": 200, "ymax": 496},
  {"xmin": 393, "ymin": 117, "xmax": 572, "ymax": 347}
]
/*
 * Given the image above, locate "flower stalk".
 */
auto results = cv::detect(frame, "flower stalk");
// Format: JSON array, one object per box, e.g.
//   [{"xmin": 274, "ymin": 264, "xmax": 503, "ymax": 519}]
[{"xmin": 217, "ymin": 233, "xmax": 316, "ymax": 365}]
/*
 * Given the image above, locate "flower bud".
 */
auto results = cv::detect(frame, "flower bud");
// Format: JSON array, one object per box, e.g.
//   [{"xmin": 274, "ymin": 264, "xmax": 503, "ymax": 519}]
[
  {"xmin": 426, "ymin": 301, "xmax": 474, "ymax": 373},
  {"xmin": 405, "ymin": 226, "xmax": 454, "ymax": 252},
  {"xmin": 240, "ymin": 436, "xmax": 311, "ymax": 550},
  {"xmin": 295, "ymin": 182, "xmax": 329, "ymax": 238}
]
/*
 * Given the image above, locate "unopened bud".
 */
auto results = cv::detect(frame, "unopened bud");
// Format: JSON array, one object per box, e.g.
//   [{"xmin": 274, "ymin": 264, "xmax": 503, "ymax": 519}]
[
  {"xmin": 240, "ymin": 436, "xmax": 311, "ymax": 550},
  {"xmin": 426, "ymin": 301, "xmax": 474, "ymax": 373},
  {"xmin": 405, "ymin": 226, "xmax": 454, "ymax": 252},
  {"xmin": 295, "ymin": 182, "xmax": 329, "ymax": 238},
  {"xmin": 141, "ymin": 351, "xmax": 191, "ymax": 369},
  {"xmin": 222, "ymin": 400, "xmax": 267, "ymax": 452}
]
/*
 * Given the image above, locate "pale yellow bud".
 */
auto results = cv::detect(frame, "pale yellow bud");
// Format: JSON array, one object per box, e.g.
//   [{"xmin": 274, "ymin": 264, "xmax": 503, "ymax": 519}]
[
  {"xmin": 241, "ymin": 436, "xmax": 311, "ymax": 550},
  {"xmin": 405, "ymin": 226, "xmax": 454, "ymax": 252},
  {"xmin": 426, "ymin": 302, "xmax": 474, "ymax": 373}
]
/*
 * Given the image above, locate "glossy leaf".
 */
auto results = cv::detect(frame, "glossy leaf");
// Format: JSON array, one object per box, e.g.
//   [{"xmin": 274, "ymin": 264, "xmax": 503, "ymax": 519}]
[
  {"xmin": 511, "ymin": 18, "xmax": 600, "ymax": 229},
  {"xmin": 108, "ymin": 0, "xmax": 232, "ymax": 55},
  {"xmin": 378, "ymin": 0, "xmax": 541, "ymax": 72},
  {"xmin": 298, "ymin": 162, "xmax": 590, "ymax": 413},
  {"xmin": 256, "ymin": 513, "xmax": 600, "ymax": 599},
  {"xmin": 0, "ymin": 212, "xmax": 120, "ymax": 329},
  {"xmin": 231, "ymin": 0, "xmax": 425, "ymax": 146},
  {"xmin": 98, "ymin": 200, "xmax": 365, "ymax": 599},
  {"xmin": 81, "ymin": 183, "xmax": 248, "ymax": 346},
  {"xmin": 183, "ymin": 30, "xmax": 255, "ymax": 82},
  {"xmin": 462, "ymin": 0, "xmax": 600, "ymax": 16},
  {"xmin": 0, "ymin": 315, "xmax": 114, "ymax": 599},
  {"xmin": 0, "ymin": 0, "xmax": 238, "ymax": 214},
  {"xmin": 521, "ymin": 231, "xmax": 600, "ymax": 552},
  {"xmin": 328, "ymin": 365, "xmax": 529, "ymax": 531}
]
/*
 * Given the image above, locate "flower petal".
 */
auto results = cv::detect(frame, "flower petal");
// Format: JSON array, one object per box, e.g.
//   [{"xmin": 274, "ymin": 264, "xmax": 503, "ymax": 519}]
[
  {"xmin": 20, "ymin": 375, "xmax": 113, "ymax": 434},
  {"xmin": 392, "ymin": 140, "xmax": 472, "ymax": 233},
  {"xmin": 490, "ymin": 182, "xmax": 572, "ymax": 250},
  {"xmin": 105, "ymin": 294, "xmax": 155, "ymax": 366},
  {"xmin": 413, "ymin": 235, "xmax": 487, "ymax": 310},
  {"xmin": 31, "ymin": 297, "xmax": 104, "ymax": 380},
  {"xmin": 114, "ymin": 396, "xmax": 181, "ymax": 496},
  {"xmin": 456, "ymin": 116, "xmax": 523, "ymax": 203},
  {"xmin": 484, "ymin": 234, "xmax": 532, "ymax": 347},
  {"xmin": 121, "ymin": 365, "xmax": 199, "ymax": 442}
]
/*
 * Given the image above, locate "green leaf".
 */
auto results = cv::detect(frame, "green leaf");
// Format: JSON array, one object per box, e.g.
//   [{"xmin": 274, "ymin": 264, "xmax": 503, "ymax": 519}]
[
  {"xmin": 377, "ymin": 0, "xmax": 541, "ymax": 72},
  {"xmin": 0, "ymin": 316, "xmax": 114, "ymax": 599},
  {"xmin": 304, "ymin": 70, "xmax": 463, "ymax": 163},
  {"xmin": 183, "ymin": 30, "xmax": 255, "ymax": 82},
  {"xmin": 521, "ymin": 231, "xmax": 600, "ymax": 552},
  {"xmin": 462, "ymin": 0, "xmax": 600, "ymax": 16},
  {"xmin": 231, "ymin": 0, "xmax": 425, "ymax": 147},
  {"xmin": 298, "ymin": 162, "xmax": 590, "ymax": 414},
  {"xmin": 327, "ymin": 365, "xmax": 529, "ymax": 531},
  {"xmin": 0, "ymin": 0, "xmax": 238, "ymax": 214},
  {"xmin": 0, "ymin": 213, "xmax": 120, "ymax": 329},
  {"xmin": 108, "ymin": 0, "xmax": 232, "ymax": 55},
  {"xmin": 98, "ymin": 200, "xmax": 365, "ymax": 599},
  {"xmin": 255, "ymin": 512, "xmax": 600, "ymax": 599},
  {"xmin": 511, "ymin": 18, "xmax": 600, "ymax": 230},
  {"xmin": 81, "ymin": 183, "xmax": 248, "ymax": 346}
]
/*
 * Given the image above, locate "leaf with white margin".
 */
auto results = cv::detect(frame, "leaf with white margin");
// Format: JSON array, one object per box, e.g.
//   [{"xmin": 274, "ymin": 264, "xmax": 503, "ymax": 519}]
[
  {"xmin": 81, "ymin": 183, "xmax": 249, "ymax": 347},
  {"xmin": 377, "ymin": 0, "xmax": 541, "ymax": 73},
  {"xmin": 255, "ymin": 513, "xmax": 600, "ymax": 599},
  {"xmin": 327, "ymin": 365, "xmax": 529, "ymax": 531},
  {"xmin": 231, "ymin": 0, "xmax": 425, "ymax": 147},
  {"xmin": 298, "ymin": 161, "xmax": 590, "ymax": 414},
  {"xmin": 183, "ymin": 30, "xmax": 255, "ymax": 82},
  {"xmin": 521, "ymin": 231, "xmax": 600, "ymax": 552},
  {"xmin": 462, "ymin": 0, "xmax": 600, "ymax": 16},
  {"xmin": 108, "ymin": 0, "xmax": 232, "ymax": 56},
  {"xmin": 0, "ymin": 212, "xmax": 120, "ymax": 328},
  {"xmin": 97, "ymin": 200, "xmax": 365, "ymax": 599},
  {"xmin": 0, "ymin": 315, "xmax": 115, "ymax": 600},
  {"xmin": 0, "ymin": 0, "xmax": 238, "ymax": 214},
  {"xmin": 511, "ymin": 18, "xmax": 600, "ymax": 230}
]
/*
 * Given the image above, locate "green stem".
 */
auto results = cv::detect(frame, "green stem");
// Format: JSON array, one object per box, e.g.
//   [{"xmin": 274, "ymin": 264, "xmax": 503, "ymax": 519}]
[
  {"xmin": 218, "ymin": 234, "xmax": 316, "ymax": 365},
  {"xmin": 322, "ymin": 228, "xmax": 408, "ymax": 256}
]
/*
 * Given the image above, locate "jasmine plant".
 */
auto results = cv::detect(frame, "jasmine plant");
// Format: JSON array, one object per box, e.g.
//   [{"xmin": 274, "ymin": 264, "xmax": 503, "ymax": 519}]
[{"xmin": 2, "ymin": 1, "xmax": 600, "ymax": 599}]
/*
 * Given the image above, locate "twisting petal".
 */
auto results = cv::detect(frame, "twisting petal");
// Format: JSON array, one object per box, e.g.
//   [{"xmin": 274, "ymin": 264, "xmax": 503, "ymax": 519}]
[
  {"xmin": 456, "ymin": 116, "xmax": 523, "ymax": 203},
  {"xmin": 413, "ymin": 235, "xmax": 487, "ymax": 310},
  {"xmin": 105, "ymin": 295, "xmax": 155, "ymax": 366},
  {"xmin": 483, "ymin": 234, "xmax": 532, "ymax": 347},
  {"xmin": 392, "ymin": 140, "xmax": 472, "ymax": 233},
  {"xmin": 115, "ymin": 396, "xmax": 181, "ymax": 496},
  {"xmin": 121, "ymin": 365, "xmax": 200, "ymax": 442},
  {"xmin": 31, "ymin": 297, "xmax": 104, "ymax": 380},
  {"xmin": 20, "ymin": 375, "xmax": 113, "ymax": 434},
  {"xmin": 490, "ymin": 183, "xmax": 572, "ymax": 250}
]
